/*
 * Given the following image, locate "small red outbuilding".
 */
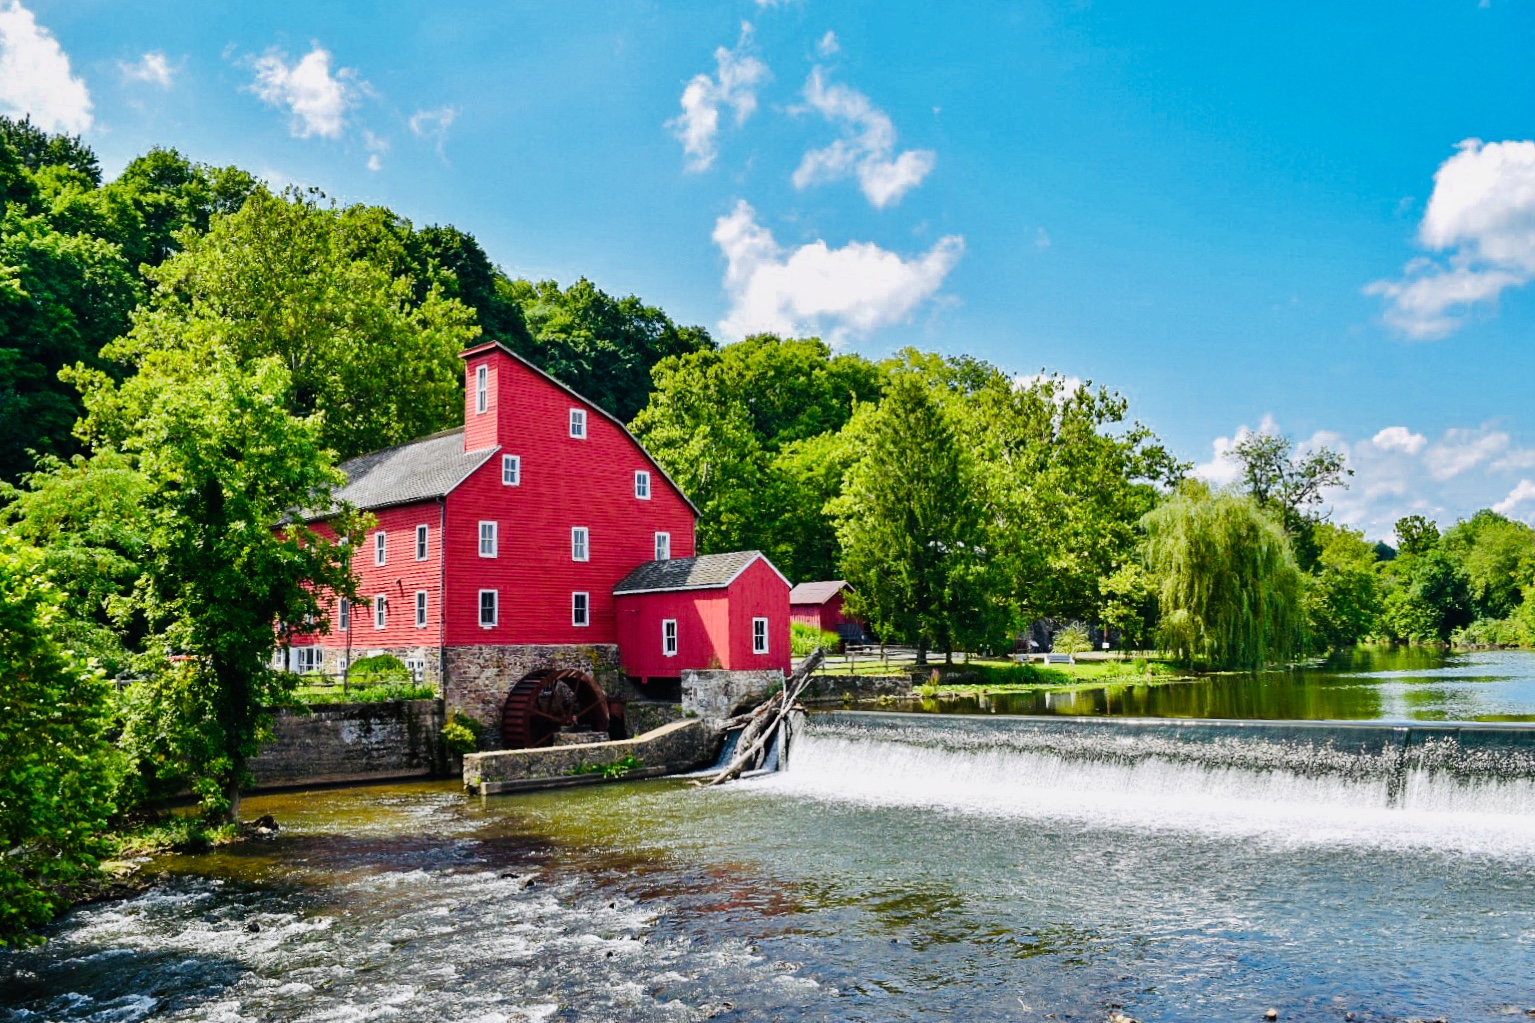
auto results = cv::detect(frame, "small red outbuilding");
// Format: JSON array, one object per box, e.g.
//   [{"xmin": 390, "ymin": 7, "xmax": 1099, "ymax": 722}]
[
  {"xmin": 614, "ymin": 551, "xmax": 791, "ymax": 685},
  {"xmin": 789, "ymin": 580, "xmax": 863, "ymax": 642}
]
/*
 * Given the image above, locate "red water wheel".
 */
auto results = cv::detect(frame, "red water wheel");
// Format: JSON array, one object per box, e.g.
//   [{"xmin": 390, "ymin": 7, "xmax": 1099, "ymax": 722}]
[{"xmin": 500, "ymin": 669, "xmax": 611, "ymax": 749}]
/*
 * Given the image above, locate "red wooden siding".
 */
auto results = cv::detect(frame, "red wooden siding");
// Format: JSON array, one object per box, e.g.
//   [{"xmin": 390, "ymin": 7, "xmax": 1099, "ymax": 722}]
[
  {"xmin": 725, "ymin": 556, "xmax": 791, "ymax": 672},
  {"xmin": 615, "ymin": 556, "xmax": 790, "ymax": 679},
  {"xmin": 301, "ymin": 503, "xmax": 445, "ymax": 653},
  {"xmin": 791, "ymin": 591, "xmax": 847, "ymax": 632}
]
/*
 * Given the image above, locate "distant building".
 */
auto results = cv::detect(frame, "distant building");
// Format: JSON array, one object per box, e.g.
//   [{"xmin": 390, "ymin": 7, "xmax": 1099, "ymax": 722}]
[
  {"xmin": 789, "ymin": 580, "xmax": 866, "ymax": 644},
  {"xmin": 284, "ymin": 340, "xmax": 789, "ymax": 746}
]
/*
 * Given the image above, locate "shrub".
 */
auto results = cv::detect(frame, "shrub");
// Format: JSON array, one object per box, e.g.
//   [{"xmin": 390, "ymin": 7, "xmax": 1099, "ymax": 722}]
[
  {"xmin": 348, "ymin": 653, "xmax": 411, "ymax": 686},
  {"xmin": 297, "ymin": 682, "xmax": 435, "ymax": 705},
  {"xmin": 1052, "ymin": 622, "xmax": 1092, "ymax": 656},
  {"xmin": 441, "ymin": 711, "xmax": 483, "ymax": 755},
  {"xmin": 791, "ymin": 622, "xmax": 841, "ymax": 656}
]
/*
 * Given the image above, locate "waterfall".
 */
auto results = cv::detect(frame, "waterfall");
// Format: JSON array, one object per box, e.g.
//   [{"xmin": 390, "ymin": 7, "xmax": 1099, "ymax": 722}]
[{"xmin": 767, "ymin": 711, "xmax": 1535, "ymax": 858}]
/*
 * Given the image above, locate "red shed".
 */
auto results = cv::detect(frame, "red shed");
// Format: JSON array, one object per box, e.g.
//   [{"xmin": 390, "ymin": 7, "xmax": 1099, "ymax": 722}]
[
  {"xmin": 789, "ymin": 580, "xmax": 858, "ymax": 636},
  {"xmin": 614, "ymin": 551, "xmax": 791, "ymax": 685}
]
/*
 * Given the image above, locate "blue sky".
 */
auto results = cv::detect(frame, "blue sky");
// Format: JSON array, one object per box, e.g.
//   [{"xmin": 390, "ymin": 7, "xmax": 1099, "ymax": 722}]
[{"xmin": 5, "ymin": 0, "xmax": 1535, "ymax": 540}]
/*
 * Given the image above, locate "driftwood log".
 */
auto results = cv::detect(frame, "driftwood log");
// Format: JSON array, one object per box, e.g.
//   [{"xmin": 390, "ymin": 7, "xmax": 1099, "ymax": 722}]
[{"xmin": 696, "ymin": 648, "xmax": 825, "ymax": 787}]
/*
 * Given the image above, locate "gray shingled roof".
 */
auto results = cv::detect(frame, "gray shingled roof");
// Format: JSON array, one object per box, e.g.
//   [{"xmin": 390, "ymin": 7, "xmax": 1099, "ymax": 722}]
[
  {"xmin": 331, "ymin": 427, "xmax": 496, "ymax": 512},
  {"xmin": 613, "ymin": 550, "xmax": 772, "ymax": 595},
  {"xmin": 789, "ymin": 580, "xmax": 849, "ymax": 605}
]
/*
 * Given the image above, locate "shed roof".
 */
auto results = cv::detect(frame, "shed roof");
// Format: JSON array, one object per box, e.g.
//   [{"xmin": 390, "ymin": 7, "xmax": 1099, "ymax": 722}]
[
  {"xmin": 613, "ymin": 550, "xmax": 789, "ymax": 595},
  {"xmin": 788, "ymin": 579, "xmax": 850, "ymax": 606},
  {"xmin": 331, "ymin": 427, "xmax": 497, "ymax": 513}
]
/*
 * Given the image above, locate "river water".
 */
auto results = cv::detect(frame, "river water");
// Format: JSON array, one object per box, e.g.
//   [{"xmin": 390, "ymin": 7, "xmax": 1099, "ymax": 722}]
[{"xmin": 6, "ymin": 655, "xmax": 1535, "ymax": 1022}]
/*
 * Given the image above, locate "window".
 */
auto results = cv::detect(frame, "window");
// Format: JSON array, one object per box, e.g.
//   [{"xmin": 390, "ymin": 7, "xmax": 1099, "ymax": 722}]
[
  {"xmin": 415, "ymin": 590, "xmax": 428, "ymax": 628},
  {"xmin": 569, "ymin": 408, "xmax": 587, "ymax": 439},
  {"xmin": 404, "ymin": 657, "xmax": 425, "ymax": 682},
  {"xmin": 374, "ymin": 594, "xmax": 388, "ymax": 630},
  {"xmin": 479, "ymin": 589, "xmax": 498, "ymax": 628},
  {"xmin": 654, "ymin": 532, "xmax": 671, "ymax": 561},
  {"xmin": 475, "ymin": 364, "xmax": 488, "ymax": 414},
  {"xmin": 374, "ymin": 531, "xmax": 387, "ymax": 566},
  {"xmin": 415, "ymin": 524, "xmax": 429, "ymax": 561},
  {"xmin": 572, "ymin": 591, "xmax": 589, "ymax": 627},
  {"xmin": 753, "ymin": 617, "xmax": 769, "ymax": 654},
  {"xmin": 479, "ymin": 521, "xmax": 498, "ymax": 558},
  {"xmin": 571, "ymin": 526, "xmax": 589, "ymax": 562},
  {"xmin": 662, "ymin": 618, "xmax": 678, "ymax": 657},
  {"xmin": 502, "ymin": 454, "xmax": 520, "ymax": 486},
  {"xmin": 634, "ymin": 470, "xmax": 651, "ymax": 499},
  {"xmin": 294, "ymin": 647, "xmax": 323, "ymax": 673},
  {"xmin": 338, "ymin": 598, "xmax": 350, "ymax": 632}
]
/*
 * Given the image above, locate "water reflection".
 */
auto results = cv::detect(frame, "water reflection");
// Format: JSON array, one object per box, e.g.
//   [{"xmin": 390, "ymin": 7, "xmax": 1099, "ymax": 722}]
[{"xmin": 887, "ymin": 647, "xmax": 1535, "ymax": 722}]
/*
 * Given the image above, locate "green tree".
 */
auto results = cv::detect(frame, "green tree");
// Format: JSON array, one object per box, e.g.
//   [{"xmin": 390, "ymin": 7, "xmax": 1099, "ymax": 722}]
[
  {"xmin": 1227, "ymin": 430, "xmax": 1351, "ymax": 570},
  {"xmin": 1393, "ymin": 514, "xmax": 1440, "ymax": 557},
  {"xmin": 74, "ymin": 350, "xmax": 363, "ymax": 820},
  {"xmin": 1380, "ymin": 546, "xmax": 1473, "ymax": 643},
  {"xmin": 1439, "ymin": 510, "xmax": 1535, "ymax": 619},
  {"xmin": 0, "ymin": 533, "xmax": 121, "ymax": 945},
  {"xmin": 1305, "ymin": 522, "xmax": 1384, "ymax": 650},
  {"xmin": 830, "ymin": 375, "xmax": 992, "ymax": 663},
  {"xmin": 0, "ymin": 115, "xmax": 100, "ymax": 183},
  {"xmin": 1142, "ymin": 485, "xmax": 1305, "ymax": 670}
]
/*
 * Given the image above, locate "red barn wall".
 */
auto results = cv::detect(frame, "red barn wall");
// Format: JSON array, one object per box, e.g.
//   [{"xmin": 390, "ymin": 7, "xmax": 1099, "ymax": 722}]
[
  {"xmin": 725, "ymin": 557, "xmax": 791, "ymax": 673},
  {"xmin": 615, "ymin": 589, "xmax": 730, "ymax": 680}
]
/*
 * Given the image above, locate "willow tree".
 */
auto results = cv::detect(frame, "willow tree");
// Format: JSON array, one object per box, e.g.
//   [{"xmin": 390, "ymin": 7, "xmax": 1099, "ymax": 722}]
[{"xmin": 1142, "ymin": 486, "xmax": 1304, "ymax": 670}]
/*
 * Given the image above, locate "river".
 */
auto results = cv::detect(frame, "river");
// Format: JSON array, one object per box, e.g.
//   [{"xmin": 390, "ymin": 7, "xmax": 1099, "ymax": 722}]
[{"xmin": 6, "ymin": 651, "xmax": 1535, "ymax": 1022}]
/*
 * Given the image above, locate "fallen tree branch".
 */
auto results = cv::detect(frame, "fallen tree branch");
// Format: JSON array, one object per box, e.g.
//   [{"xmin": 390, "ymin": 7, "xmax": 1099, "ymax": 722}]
[{"xmin": 696, "ymin": 648, "xmax": 824, "ymax": 787}]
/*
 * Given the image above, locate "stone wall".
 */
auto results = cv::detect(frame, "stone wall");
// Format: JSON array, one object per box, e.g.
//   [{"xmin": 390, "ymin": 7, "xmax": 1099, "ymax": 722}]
[
  {"xmin": 800, "ymin": 673, "xmax": 913, "ymax": 705},
  {"xmin": 623, "ymin": 700, "xmax": 686, "ymax": 737},
  {"xmin": 444, "ymin": 643, "xmax": 641, "ymax": 749},
  {"xmin": 250, "ymin": 699, "xmax": 444, "ymax": 788},
  {"xmin": 682, "ymin": 668, "xmax": 785, "ymax": 725},
  {"xmin": 274, "ymin": 645, "xmax": 445, "ymax": 687},
  {"xmin": 463, "ymin": 719, "xmax": 715, "ymax": 794}
]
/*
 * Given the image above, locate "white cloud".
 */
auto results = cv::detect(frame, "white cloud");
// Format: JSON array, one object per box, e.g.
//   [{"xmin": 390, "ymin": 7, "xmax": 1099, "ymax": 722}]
[
  {"xmin": 816, "ymin": 31, "xmax": 840, "ymax": 57},
  {"xmin": 712, "ymin": 199, "xmax": 964, "ymax": 342},
  {"xmin": 1193, "ymin": 415, "xmax": 1280, "ymax": 488},
  {"xmin": 1423, "ymin": 427, "xmax": 1510, "ymax": 480},
  {"xmin": 249, "ymin": 44, "xmax": 358, "ymax": 139},
  {"xmin": 121, "ymin": 50, "xmax": 174, "ymax": 88},
  {"xmin": 1371, "ymin": 426, "xmax": 1427, "ymax": 455},
  {"xmin": 668, "ymin": 23, "xmax": 769, "ymax": 172},
  {"xmin": 1367, "ymin": 139, "xmax": 1535, "ymax": 338},
  {"xmin": 409, "ymin": 105, "xmax": 457, "ymax": 154},
  {"xmin": 1494, "ymin": 480, "xmax": 1535, "ymax": 516},
  {"xmin": 363, "ymin": 130, "xmax": 387, "ymax": 172},
  {"xmin": 1034, "ymin": 227, "xmax": 1052, "ymax": 251},
  {"xmin": 0, "ymin": 1, "xmax": 91, "ymax": 133},
  {"xmin": 792, "ymin": 67, "xmax": 936, "ymax": 208}
]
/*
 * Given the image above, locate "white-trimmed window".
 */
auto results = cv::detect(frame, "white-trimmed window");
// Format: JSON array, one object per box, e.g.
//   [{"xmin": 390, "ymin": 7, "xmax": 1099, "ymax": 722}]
[
  {"xmin": 571, "ymin": 526, "xmax": 589, "ymax": 562},
  {"xmin": 339, "ymin": 598, "xmax": 350, "ymax": 632},
  {"xmin": 293, "ymin": 647, "xmax": 323, "ymax": 674},
  {"xmin": 415, "ymin": 524, "xmax": 429, "ymax": 561},
  {"xmin": 654, "ymin": 532, "xmax": 671, "ymax": 561},
  {"xmin": 478, "ymin": 589, "xmax": 498, "ymax": 628},
  {"xmin": 479, "ymin": 521, "xmax": 498, "ymax": 558},
  {"xmin": 572, "ymin": 591, "xmax": 590, "ymax": 627},
  {"xmin": 502, "ymin": 454, "xmax": 520, "ymax": 486},
  {"xmin": 404, "ymin": 657, "xmax": 425, "ymax": 682},
  {"xmin": 374, "ymin": 531, "xmax": 387, "ymax": 566},
  {"xmin": 569, "ymin": 408, "xmax": 587, "ymax": 439},
  {"xmin": 374, "ymin": 594, "xmax": 388, "ymax": 630},
  {"xmin": 662, "ymin": 618, "xmax": 678, "ymax": 657},
  {"xmin": 634, "ymin": 470, "xmax": 651, "ymax": 499},
  {"xmin": 475, "ymin": 364, "xmax": 488, "ymax": 414},
  {"xmin": 415, "ymin": 590, "xmax": 428, "ymax": 628},
  {"xmin": 752, "ymin": 617, "xmax": 769, "ymax": 654}
]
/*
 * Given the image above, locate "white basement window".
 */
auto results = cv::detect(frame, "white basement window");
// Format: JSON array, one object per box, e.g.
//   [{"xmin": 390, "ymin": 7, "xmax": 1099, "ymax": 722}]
[
  {"xmin": 569, "ymin": 408, "xmax": 587, "ymax": 439},
  {"xmin": 479, "ymin": 589, "xmax": 498, "ymax": 628},
  {"xmin": 571, "ymin": 526, "xmax": 589, "ymax": 562},
  {"xmin": 654, "ymin": 532, "xmax": 670, "ymax": 561},
  {"xmin": 475, "ymin": 364, "xmax": 488, "ymax": 414},
  {"xmin": 479, "ymin": 521, "xmax": 498, "ymax": 558},
  {"xmin": 502, "ymin": 454, "xmax": 520, "ymax": 486},
  {"xmin": 415, "ymin": 524, "xmax": 429, "ymax": 561},
  {"xmin": 293, "ymin": 647, "xmax": 323, "ymax": 674},
  {"xmin": 662, "ymin": 618, "xmax": 678, "ymax": 657},
  {"xmin": 415, "ymin": 590, "xmax": 428, "ymax": 628},
  {"xmin": 374, "ymin": 594, "xmax": 388, "ymax": 630},
  {"xmin": 572, "ymin": 591, "xmax": 589, "ymax": 627},
  {"xmin": 374, "ymin": 531, "xmax": 387, "ymax": 566},
  {"xmin": 634, "ymin": 470, "xmax": 650, "ymax": 499},
  {"xmin": 753, "ymin": 617, "xmax": 769, "ymax": 654}
]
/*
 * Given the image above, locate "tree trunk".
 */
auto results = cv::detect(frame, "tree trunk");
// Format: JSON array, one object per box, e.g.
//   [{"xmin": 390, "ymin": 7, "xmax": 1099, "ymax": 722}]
[
  {"xmin": 224, "ymin": 770, "xmax": 242, "ymax": 824},
  {"xmin": 916, "ymin": 638, "xmax": 929, "ymax": 666}
]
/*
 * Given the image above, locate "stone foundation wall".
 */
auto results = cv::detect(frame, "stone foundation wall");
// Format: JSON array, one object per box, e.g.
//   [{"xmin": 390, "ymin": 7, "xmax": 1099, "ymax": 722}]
[
  {"xmin": 250, "ymin": 699, "xmax": 444, "ymax": 788},
  {"xmin": 463, "ymin": 719, "xmax": 714, "ymax": 794},
  {"xmin": 275, "ymin": 645, "xmax": 445, "ymax": 687},
  {"xmin": 623, "ymin": 700, "xmax": 686, "ymax": 737},
  {"xmin": 682, "ymin": 668, "xmax": 785, "ymax": 725},
  {"xmin": 444, "ymin": 643, "xmax": 637, "ymax": 749},
  {"xmin": 801, "ymin": 673, "xmax": 913, "ymax": 705}
]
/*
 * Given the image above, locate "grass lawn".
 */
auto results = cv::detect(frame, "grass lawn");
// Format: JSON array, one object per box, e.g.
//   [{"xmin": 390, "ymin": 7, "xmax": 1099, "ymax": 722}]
[{"xmin": 819, "ymin": 656, "xmax": 1194, "ymax": 692}]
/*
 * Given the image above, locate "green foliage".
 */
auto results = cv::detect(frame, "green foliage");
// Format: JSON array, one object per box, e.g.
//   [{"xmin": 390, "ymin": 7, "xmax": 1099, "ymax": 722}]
[
  {"xmin": 1394, "ymin": 515, "xmax": 1440, "ymax": 557},
  {"xmin": 1142, "ymin": 486, "xmax": 1305, "ymax": 670},
  {"xmin": 791, "ymin": 621, "xmax": 841, "ymax": 656},
  {"xmin": 297, "ymin": 682, "xmax": 436, "ymax": 705},
  {"xmin": 0, "ymin": 115, "xmax": 100, "ymax": 183},
  {"xmin": 441, "ymin": 710, "xmax": 484, "ymax": 755},
  {"xmin": 1227, "ymin": 430, "xmax": 1351, "ymax": 571},
  {"xmin": 1099, "ymin": 561, "xmax": 1154, "ymax": 650},
  {"xmin": 1379, "ymin": 545, "xmax": 1473, "ymax": 643},
  {"xmin": 1305, "ymin": 522, "xmax": 1384, "ymax": 650},
  {"xmin": 347, "ymin": 653, "xmax": 411, "ymax": 686},
  {"xmin": 569, "ymin": 754, "xmax": 642, "ymax": 779},
  {"xmin": 0, "ymin": 533, "xmax": 122, "ymax": 946},
  {"xmin": 1052, "ymin": 622, "xmax": 1092, "ymax": 656},
  {"xmin": 1439, "ymin": 510, "xmax": 1535, "ymax": 619}
]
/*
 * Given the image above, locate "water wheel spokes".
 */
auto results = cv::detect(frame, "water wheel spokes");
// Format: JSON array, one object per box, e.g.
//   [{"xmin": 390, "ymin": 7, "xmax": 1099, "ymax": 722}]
[{"xmin": 501, "ymin": 668, "xmax": 610, "ymax": 749}]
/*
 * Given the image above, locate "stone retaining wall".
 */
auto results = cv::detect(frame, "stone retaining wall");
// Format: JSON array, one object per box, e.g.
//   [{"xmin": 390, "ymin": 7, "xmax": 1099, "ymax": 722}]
[
  {"xmin": 250, "ymin": 699, "xmax": 444, "ymax": 788},
  {"xmin": 623, "ymin": 700, "xmax": 686, "ymax": 737},
  {"xmin": 801, "ymin": 673, "xmax": 913, "ymax": 705},
  {"xmin": 682, "ymin": 668, "xmax": 784, "ymax": 724},
  {"xmin": 444, "ymin": 643, "xmax": 643, "ymax": 749},
  {"xmin": 463, "ymin": 720, "xmax": 715, "ymax": 795}
]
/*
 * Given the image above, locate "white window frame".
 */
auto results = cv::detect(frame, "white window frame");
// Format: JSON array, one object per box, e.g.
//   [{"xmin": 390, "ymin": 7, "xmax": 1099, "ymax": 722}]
[
  {"xmin": 339, "ymin": 598, "xmax": 350, "ymax": 632},
  {"xmin": 479, "ymin": 520, "xmax": 498, "ymax": 558},
  {"xmin": 478, "ymin": 589, "xmax": 498, "ymax": 628},
  {"xmin": 752, "ymin": 617, "xmax": 769, "ymax": 654},
  {"xmin": 374, "ymin": 594, "xmax": 388, "ymax": 630},
  {"xmin": 404, "ymin": 657, "xmax": 425, "ymax": 682},
  {"xmin": 572, "ymin": 591, "xmax": 590, "ymax": 627},
  {"xmin": 634, "ymin": 470, "xmax": 651, "ymax": 500},
  {"xmin": 662, "ymin": 618, "xmax": 678, "ymax": 657},
  {"xmin": 569, "ymin": 408, "xmax": 587, "ymax": 439},
  {"xmin": 654, "ymin": 531, "xmax": 671, "ymax": 561},
  {"xmin": 571, "ymin": 526, "xmax": 589, "ymax": 562},
  {"xmin": 415, "ymin": 590, "xmax": 428, "ymax": 628},
  {"xmin": 475, "ymin": 364, "xmax": 488, "ymax": 414},
  {"xmin": 415, "ymin": 524, "xmax": 429, "ymax": 561},
  {"xmin": 502, "ymin": 454, "xmax": 520, "ymax": 486},
  {"xmin": 294, "ymin": 647, "xmax": 322, "ymax": 674},
  {"xmin": 374, "ymin": 531, "xmax": 387, "ymax": 566}
]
